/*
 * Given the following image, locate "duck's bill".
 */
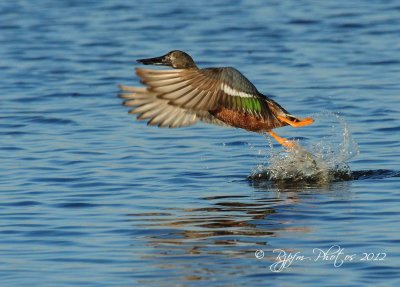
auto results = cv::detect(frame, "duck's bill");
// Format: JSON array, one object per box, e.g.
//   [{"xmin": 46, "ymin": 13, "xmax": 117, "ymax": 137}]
[{"xmin": 137, "ymin": 55, "xmax": 166, "ymax": 65}]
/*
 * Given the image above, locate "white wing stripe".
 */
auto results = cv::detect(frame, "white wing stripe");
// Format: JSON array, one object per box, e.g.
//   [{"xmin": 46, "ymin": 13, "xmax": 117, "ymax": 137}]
[{"xmin": 220, "ymin": 83, "xmax": 253, "ymax": 98}]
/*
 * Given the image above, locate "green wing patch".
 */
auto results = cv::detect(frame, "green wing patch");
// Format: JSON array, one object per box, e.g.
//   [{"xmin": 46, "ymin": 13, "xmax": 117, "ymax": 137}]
[{"xmin": 238, "ymin": 97, "xmax": 262, "ymax": 113}]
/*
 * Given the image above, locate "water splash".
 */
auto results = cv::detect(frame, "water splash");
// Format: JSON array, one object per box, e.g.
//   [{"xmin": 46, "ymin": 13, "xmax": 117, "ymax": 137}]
[{"xmin": 250, "ymin": 112, "xmax": 360, "ymax": 184}]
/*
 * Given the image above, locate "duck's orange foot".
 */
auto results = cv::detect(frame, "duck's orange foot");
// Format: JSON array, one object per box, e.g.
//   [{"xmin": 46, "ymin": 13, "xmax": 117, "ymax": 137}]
[
  {"xmin": 268, "ymin": 131, "xmax": 297, "ymax": 149},
  {"xmin": 278, "ymin": 116, "xmax": 314, "ymax": 128}
]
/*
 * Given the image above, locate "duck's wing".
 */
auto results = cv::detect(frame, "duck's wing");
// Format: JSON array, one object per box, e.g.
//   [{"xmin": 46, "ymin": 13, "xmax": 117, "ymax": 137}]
[
  {"xmin": 119, "ymin": 84, "xmax": 229, "ymax": 128},
  {"xmin": 119, "ymin": 85, "xmax": 197, "ymax": 128},
  {"xmin": 136, "ymin": 67, "xmax": 275, "ymax": 120}
]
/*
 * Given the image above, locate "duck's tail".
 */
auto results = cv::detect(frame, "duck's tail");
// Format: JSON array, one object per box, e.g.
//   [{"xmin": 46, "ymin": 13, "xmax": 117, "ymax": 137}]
[{"xmin": 266, "ymin": 98, "xmax": 314, "ymax": 128}]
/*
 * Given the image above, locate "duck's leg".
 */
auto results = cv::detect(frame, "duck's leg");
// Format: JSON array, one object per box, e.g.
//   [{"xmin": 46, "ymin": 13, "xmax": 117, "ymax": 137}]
[
  {"xmin": 277, "ymin": 116, "xmax": 314, "ymax": 128},
  {"xmin": 268, "ymin": 130, "xmax": 296, "ymax": 148}
]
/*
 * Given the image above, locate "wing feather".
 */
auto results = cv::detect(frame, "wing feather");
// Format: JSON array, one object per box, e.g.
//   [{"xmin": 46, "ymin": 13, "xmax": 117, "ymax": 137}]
[
  {"xmin": 119, "ymin": 65, "xmax": 290, "ymax": 129},
  {"xmin": 119, "ymin": 84, "xmax": 199, "ymax": 128},
  {"xmin": 136, "ymin": 67, "xmax": 273, "ymax": 120}
]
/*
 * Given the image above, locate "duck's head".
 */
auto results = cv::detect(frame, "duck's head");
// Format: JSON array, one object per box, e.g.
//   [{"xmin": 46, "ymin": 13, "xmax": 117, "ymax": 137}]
[{"xmin": 137, "ymin": 50, "xmax": 197, "ymax": 69}]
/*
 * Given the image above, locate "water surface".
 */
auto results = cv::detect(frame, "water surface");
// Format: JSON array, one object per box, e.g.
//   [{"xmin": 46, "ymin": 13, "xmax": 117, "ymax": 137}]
[{"xmin": 1, "ymin": 1, "xmax": 400, "ymax": 286}]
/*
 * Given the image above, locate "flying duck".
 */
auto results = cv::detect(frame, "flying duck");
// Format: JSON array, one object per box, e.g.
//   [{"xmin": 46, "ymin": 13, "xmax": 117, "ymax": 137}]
[{"xmin": 119, "ymin": 50, "xmax": 314, "ymax": 147}]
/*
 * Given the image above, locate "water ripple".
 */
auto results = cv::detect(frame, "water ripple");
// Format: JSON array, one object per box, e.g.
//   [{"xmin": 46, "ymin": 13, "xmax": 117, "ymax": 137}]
[{"xmin": 1, "ymin": 1, "xmax": 400, "ymax": 286}]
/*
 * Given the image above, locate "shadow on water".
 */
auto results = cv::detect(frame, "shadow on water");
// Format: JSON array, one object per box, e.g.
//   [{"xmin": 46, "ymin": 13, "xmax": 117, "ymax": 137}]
[
  {"xmin": 128, "ymin": 191, "xmax": 313, "ymax": 272},
  {"xmin": 248, "ymin": 168, "xmax": 400, "ymax": 192},
  {"xmin": 129, "ymin": 183, "xmax": 351, "ymax": 284},
  {"xmin": 130, "ymin": 195, "xmax": 282, "ymax": 245},
  {"xmin": 127, "ymin": 171, "xmax": 399, "ymax": 285},
  {"xmin": 129, "ymin": 197, "xmax": 280, "ymax": 284},
  {"xmin": 128, "ymin": 170, "xmax": 398, "ymax": 285}
]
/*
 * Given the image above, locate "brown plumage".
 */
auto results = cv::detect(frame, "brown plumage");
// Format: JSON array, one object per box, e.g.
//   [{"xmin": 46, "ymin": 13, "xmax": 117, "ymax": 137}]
[{"xmin": 119, "ymin": 50, "xmax": 314, "ymax": 147}]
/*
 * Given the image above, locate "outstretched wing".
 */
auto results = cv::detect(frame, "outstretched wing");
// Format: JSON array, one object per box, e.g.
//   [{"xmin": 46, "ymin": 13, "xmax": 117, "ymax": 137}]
[
  {"xmin": 119, "ymin": 85, "xmax": 197, "ymax": 128},
  {"xmin": 137, "ymin": 67, "xmax": 274, "ymax": 119},
  {"xmin": 119, "ymin": 84, "xmax": 229, "ymax": 128}
]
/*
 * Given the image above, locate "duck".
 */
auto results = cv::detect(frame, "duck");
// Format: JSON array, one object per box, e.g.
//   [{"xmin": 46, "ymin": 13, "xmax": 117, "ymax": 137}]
[{"xmin": 118, "ymin": 50, "xmax": 314, "ymax": 148}]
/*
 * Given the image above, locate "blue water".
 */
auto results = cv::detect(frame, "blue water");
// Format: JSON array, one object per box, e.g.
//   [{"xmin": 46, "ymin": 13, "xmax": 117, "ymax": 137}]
[{"xmin": 1, "ymin": 1, "xmax": 400, "ymax": 286}]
